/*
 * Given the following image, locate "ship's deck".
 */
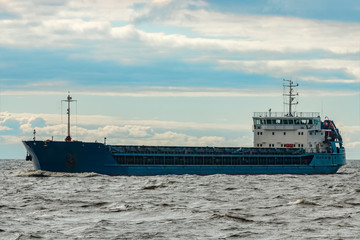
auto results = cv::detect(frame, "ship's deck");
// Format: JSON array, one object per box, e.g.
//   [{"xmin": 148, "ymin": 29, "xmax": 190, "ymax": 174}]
[{"xmin": 108, "ymin": 145, "xmax": 306, "ymax": 156}]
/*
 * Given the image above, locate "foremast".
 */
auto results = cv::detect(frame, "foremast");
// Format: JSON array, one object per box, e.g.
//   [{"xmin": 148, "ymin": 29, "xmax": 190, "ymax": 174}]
[{"xmin": 62, "ymin": 93, "xmax": 76, "ymax": 142}]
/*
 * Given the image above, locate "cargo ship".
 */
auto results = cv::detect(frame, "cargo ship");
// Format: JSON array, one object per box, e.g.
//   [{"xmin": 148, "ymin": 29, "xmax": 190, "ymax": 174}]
[{"xmin": 23, "ymin": 80, "xmax": 346, "ymax": 175}]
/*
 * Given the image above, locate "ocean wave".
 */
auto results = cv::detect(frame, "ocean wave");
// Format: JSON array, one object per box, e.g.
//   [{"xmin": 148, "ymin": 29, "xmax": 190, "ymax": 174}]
[
  {"xmin": 1, "ymin": 160, "xmax": 359, "ymax": 239},
  {"xmin": 12, "ymin": 170, "xmax": 102, "ymax": 178},
  {"xmin": 288, "ymin": 199, "xmax": 319, "ymax": 206}
]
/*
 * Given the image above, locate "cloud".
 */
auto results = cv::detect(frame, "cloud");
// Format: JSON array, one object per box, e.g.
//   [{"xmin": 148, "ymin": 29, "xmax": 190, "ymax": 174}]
[
  {"xmin": 0, "ymin": 110, "xmax": 251, "ymax": 147},
  {"xmin": 1, "ymin": 110, "xmax": 247, "ymax": 133},
  {"xmin": 0, "ymin": 135, "xmax": 23, "ymax": 145},
  {"xmin": 1, "ymin": 0, "xmax": 359, "ymax": 89},
  {"xmin": 88, "ymin": 125, "xmax": 154, "ymax": 138},
  {"xmin": 1, "ymin": 1, "xmax": 359, "ymax": 53},
  {"xmin": 217, "ymin": 59, "xmax": 360, "ymax": 83},
  {"xmin": 134, "ymin": 7, "xmax": 360, "ymax": 53},
  {"xmin": 0, "ymin": 110, "xmax": 356, "ymax": 145},
  {"xmin": 0, "ymin": 126, "xmax": 12, "ymax": 131},
  {"xmin": 2, "ymin": 86, "xmax": 358, "ymax": 98},
  {"xmin": 339, "ymin": 124, "xmax": 360, "ymax": 159},
  {"xmin": 150, "ymin": 131, "xmax": 227, "ymax": 146},
  {"xmin": 27, "ymin": 80, "xmax": 69, "ymax": 87},
  {"xmin": 1, "ymin": 0, "xmax": 141, "ymax": 22}
]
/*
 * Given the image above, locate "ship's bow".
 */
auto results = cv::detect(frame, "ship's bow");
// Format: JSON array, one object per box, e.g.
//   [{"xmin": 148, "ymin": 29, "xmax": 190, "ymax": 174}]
[{"xmin": 22, "ymin": 140, "xmax": 117, "ymax": 174}]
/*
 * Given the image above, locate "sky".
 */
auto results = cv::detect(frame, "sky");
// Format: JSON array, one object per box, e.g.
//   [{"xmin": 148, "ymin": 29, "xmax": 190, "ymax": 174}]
[{"xmin": 0, "ymin": 0, "xmax": 359, "ymax": 159}]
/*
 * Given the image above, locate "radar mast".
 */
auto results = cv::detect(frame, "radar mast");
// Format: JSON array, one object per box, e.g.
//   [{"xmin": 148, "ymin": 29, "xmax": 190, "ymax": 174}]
[{"xmin": 283, "ymin": 79, "xmax": 298, "ymax": 116}]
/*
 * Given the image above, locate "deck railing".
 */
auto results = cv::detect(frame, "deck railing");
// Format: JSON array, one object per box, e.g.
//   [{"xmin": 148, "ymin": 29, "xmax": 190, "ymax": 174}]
[{"xmin": 253, "ymin": 112, "xmax": 320, "ymax": 118}]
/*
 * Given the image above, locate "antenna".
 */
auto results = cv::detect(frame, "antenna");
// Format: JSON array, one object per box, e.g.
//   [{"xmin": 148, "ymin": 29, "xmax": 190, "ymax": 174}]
[
  {"xmin": 321, "ymin": 99, "xmax": 324, "ymax": 119},
  {"xmin": 283, "ymin": 79, "xmax": 298, "ymax": 116},
  {"xmin": 62, "ymin": 92, "xmax": 76, "ymax": 142}
]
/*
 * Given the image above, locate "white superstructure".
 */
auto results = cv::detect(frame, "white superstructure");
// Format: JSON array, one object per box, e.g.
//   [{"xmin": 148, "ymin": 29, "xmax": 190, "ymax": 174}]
[
  {"xmin": 252, "ymin": 80, "xmax": 340, "ymax": 153},
  {"xmin": 253, "ymin": 111, "xmax": 331, "ymax": 153}
]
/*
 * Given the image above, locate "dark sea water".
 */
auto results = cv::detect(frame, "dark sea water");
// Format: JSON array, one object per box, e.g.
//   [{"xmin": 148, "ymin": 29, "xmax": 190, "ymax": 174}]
[{"xmin": 1, "ymin": 160, "xmax": 359, "ymax": 240}]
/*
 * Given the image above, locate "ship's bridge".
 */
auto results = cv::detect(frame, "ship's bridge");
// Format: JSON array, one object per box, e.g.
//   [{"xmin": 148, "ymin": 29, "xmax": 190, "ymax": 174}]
[{"xmin": 253, "ymin": 112, "xmax": 321, "ymax": 130}]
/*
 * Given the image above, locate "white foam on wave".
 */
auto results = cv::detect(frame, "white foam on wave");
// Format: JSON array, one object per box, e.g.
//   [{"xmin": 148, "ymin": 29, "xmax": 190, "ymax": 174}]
[
  {"xmin": 289, "ymin": 199, "xmax": 306, "ymax": 205},
  {"xmin": 106, "ymin": 203, "xmax": 131, "ymax": 212},
  {"xmin": 12, "ymin": 170, "xmax": 102, "ymax": 178},
  {"xmin": 289, "ymin": 199, "xmax": 318, "ymax": 206}
]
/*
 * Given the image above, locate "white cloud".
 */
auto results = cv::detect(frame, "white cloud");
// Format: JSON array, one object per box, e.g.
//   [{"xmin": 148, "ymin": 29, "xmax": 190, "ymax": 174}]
[
  {"xmin": 2, "ymin": 86, "xmax": 358, "ymax": 98},
  {"xmin": 1, "ymin": 86, "xmax": 275, "ymax": 97},
  {"xmin": 150, "ymin": 131, "xmax": 227, "ymax": 146},
  {"xmin": 1, "ymin": 1, "xmax": 359, "ymax": 53},
  {"xmin": 340, "ymin": 125, "xmax": 360, "ymax": 159},
  {"xmin": 1, "ymin": 110, "xmax": 248, "ymax": 133},
  {"xmin": 161, "ymin": 10, "xmax": 360, "ymax": 54},
  {"xmin": 0, "ymin": 126, "xmax": 12, "ymax": 131},
  {"xmin": 0, "ymin": 135, "xmax": 23, "ymax": 145},
  {"xmin": 151, "ymin": 0, "xmax": 172, "ymax": 7},
  {"xmin": 3, "ymin": 112, "xmax": 248, "ymax": 132},
  {"xmin": 217, "ymin": 59, "xmax": 360, "ymax": 83},
  {"xmin": 0, "ymin": 110, "xmax": 250, "ymax": 147},
  {"xmin": 88, "ymin": 125, "xmax": 154, "ymax": 138},
  {"xmin": 1, "ymin": 0, "xmax": 359, "ymax": 86},
  {"xmin": 1, "ymin": 0, "xmax": 143, "ymax": 22},
  {"xmin": 27, "ymin": 80, "xmax": 69, "ymax": 87}
]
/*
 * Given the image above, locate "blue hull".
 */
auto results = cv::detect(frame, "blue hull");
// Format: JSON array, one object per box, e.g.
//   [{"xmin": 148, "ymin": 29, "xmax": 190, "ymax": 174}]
[
  {"xmin": 23, "ymin": 140, "xmax": 346, "ymax": 175},
  {"xmin": 102, "ymin": 165, "xmax": 342, "ymax": 175}
]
